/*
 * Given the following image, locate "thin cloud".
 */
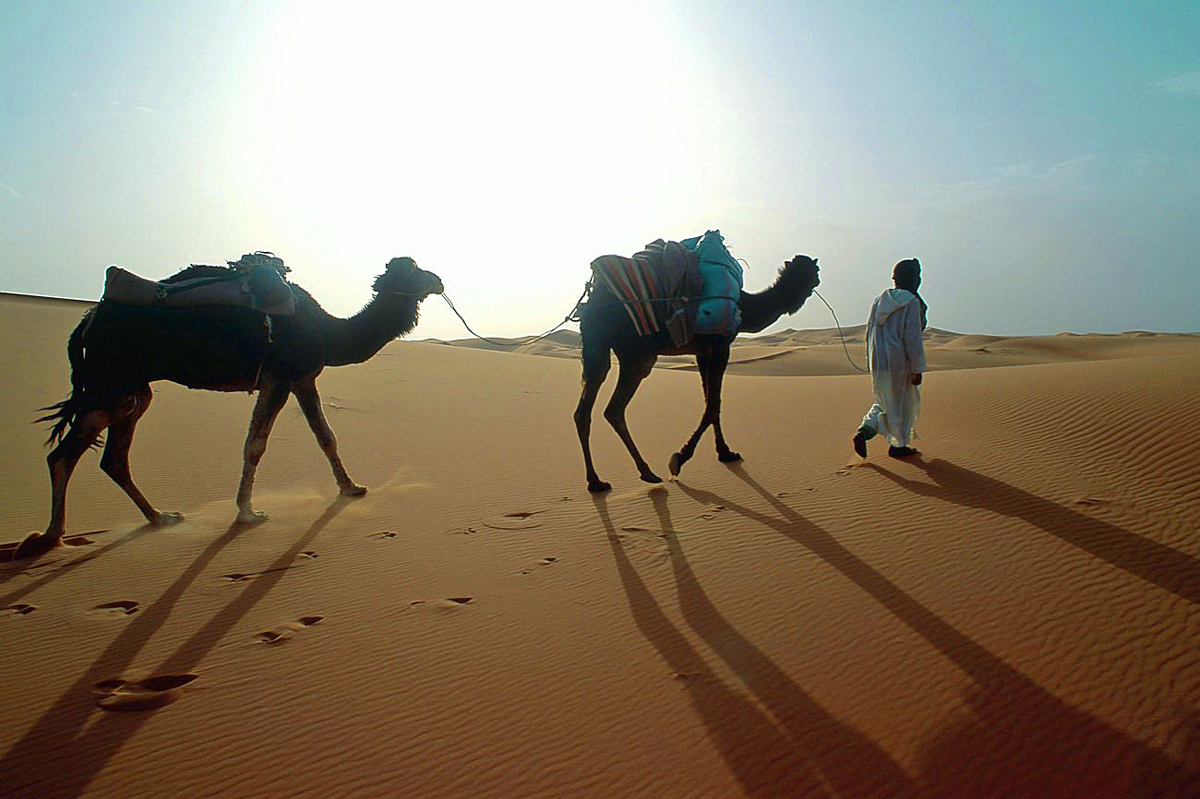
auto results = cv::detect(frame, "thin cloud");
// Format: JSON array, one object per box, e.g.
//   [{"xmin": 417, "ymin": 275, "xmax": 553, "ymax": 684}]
[
  {"xmin": 0, "ymin": 183, "xmax": 19, "ymax": 199},
  {"xmin": 1148, "ymin": 71, "xmax": 1200, "ymax": 97}
]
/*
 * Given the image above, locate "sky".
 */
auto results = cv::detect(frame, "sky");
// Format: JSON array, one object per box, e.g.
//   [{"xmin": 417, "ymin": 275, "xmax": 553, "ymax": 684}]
[{"xmin": 1, "ymin": 0, "xmax": 1197, "ymax": 339}]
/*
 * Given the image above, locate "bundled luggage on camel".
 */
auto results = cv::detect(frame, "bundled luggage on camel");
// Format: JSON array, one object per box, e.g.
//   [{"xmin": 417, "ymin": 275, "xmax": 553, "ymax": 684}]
[
  {"xmin": 588, "ymin": 230, "xmax": 744, "ymax": 347},
  {"xmin": 101, "ymin": 251, "xmax": 297, "ymax": 315}
]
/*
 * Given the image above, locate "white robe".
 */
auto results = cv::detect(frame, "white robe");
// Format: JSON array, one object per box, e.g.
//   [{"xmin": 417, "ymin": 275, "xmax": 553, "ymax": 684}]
[{"xmin": 861, "ymin": 288, "xmax": 927, "ymax": 447}]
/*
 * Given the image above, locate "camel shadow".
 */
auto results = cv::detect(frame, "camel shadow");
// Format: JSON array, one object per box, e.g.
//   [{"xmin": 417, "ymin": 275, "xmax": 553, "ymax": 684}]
[
  {"xmin": 0, "ymin": 497, "xmax": 353, "ymax": 797},
  {"xmin": 593, "ymin": 491, "xmax": 917, "ymax": 798},
  {"xmin": 672, "ymin": 465, "xmax": 1199, "ymax": 797},
  {"xmin": 865, "ymin": 457, "xmax": 1200, "ymax": 606},
  {"xmin": 0, "ymin": 524, "xmax": 159, "ymax": 605}
]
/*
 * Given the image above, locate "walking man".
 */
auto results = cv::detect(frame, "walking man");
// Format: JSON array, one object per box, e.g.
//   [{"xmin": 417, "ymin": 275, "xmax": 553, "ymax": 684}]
[{"xmin": 853, "ymin": 258, "xmax": 927, "ymax": 458}]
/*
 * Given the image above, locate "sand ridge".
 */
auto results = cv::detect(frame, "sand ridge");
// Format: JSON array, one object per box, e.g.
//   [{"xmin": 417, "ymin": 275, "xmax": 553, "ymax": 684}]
[{"xmin": 2, "ymin": 292, "xmax": 1199, "ymax": 797}]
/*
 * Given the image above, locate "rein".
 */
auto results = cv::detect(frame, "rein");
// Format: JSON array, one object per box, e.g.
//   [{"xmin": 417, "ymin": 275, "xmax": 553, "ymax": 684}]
[
  {"xmin": 439, "ymin": 285, "xmax": 588, "ymax": 347},
  {"xmin": 812, "ymin": 289, "xmax": 870, "ymax": 373}
]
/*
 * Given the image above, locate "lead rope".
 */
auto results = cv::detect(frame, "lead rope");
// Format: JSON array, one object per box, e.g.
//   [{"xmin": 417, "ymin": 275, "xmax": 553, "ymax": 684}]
[
  {"xmin": 439, "ymin": 278, "xmax": 871, "ymax": 376},
  {"xmin": 440, "ymin": 284, "xmax": 588, "ymax": 347},
  {"xmin": 812, "ymin": 289, "xmax": 870, "ymax": 373}
]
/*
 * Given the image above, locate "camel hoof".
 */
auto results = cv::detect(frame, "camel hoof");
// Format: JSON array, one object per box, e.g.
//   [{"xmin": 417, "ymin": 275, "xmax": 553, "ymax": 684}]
[
  {"xmin": 152, "ymin": 511, "xmax": 185, "ymax": 526},
  {"xmin": 718, "ymin": 451, "xmax": 742, "ymax": 463},
  {"xmin": 640, "ymin": 472, "xmax": 663, "ymax": 484},
  {"xmin": 236, "ymin": 509, "xmax": 269, "ymax": 525},
  {"xmin": 587, "ymin": 480, "xmax": 612, "ymax": 493},
  {"xmin": 668, "ymin": 453, "xmax": 684, "ymax": 476},
  {"xmin": 15, "ymin": 532, "xmax": 59, "ymax": 560},
  {"xmin": 341, "ymin": 484, "xmax": 368, "ymax": 497}
]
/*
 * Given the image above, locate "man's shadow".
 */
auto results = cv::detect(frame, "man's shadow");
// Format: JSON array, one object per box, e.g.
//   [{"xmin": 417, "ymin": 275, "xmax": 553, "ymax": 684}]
[
  {"xmin": 0, "ymin": 497, "xmax": 354, "ymax": 797},
  {"xmin": 593, "ymin": 491, "xmax": 917, "ymax": 798},
  {"xmin": 866, "ymin": 457, "xmax": 1200, "ymax": 606},
  {"xmin": 673, "ymin": 465, "xmax": 1198, "ymax": 797}
]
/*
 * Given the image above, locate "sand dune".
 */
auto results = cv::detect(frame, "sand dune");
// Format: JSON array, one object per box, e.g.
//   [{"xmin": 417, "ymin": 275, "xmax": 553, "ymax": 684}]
[
  {"xmin": 435, "ymin": 322, "xmax": 1199, "ymax": 377},
  {"xmin": 2, "ymin": 292, "xmax": 1198, "ymax": 797}
]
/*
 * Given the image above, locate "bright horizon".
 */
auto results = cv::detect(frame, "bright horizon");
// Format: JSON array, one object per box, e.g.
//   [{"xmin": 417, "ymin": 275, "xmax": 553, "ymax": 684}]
[{"xmin": 2, "ymin": 1, "xmax": 1197, "ymax": 339}]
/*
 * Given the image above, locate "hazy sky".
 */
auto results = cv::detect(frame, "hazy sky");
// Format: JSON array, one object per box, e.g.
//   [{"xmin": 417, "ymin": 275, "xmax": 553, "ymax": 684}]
[{"xmin": 2, "ymin": 1, "xmax": 1197, "ymax": 338}]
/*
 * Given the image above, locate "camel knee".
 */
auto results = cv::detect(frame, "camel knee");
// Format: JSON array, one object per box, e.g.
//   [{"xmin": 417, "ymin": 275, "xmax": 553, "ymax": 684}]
[
  {"xmin": 99, "ymin": 455, "xmax": 129, "ymax": 481},
  {"xmin": 244, "ymin": 441, "xmax": 268, "ymax": 465}
]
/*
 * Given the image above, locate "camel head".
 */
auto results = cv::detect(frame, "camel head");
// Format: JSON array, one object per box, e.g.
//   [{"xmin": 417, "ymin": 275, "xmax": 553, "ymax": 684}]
[
  {"xmin": 778, "ymin": 254, "xmax": 820, "ymax": 314},
  {"xmin": 373, "ymin": 256, "xmax": 444, "ymax": 299}
]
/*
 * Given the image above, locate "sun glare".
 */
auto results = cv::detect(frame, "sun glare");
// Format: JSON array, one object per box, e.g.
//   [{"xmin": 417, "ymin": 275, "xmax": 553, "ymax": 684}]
[{"xmin": 234, "ymin": 3, "xmax": 707, "ymax": 255}]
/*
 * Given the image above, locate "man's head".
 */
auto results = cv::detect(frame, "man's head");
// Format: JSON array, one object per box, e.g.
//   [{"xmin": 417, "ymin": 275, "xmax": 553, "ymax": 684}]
[{"xmin": 893, "ymin": 258, "xmax": 921, "ymax": 292}]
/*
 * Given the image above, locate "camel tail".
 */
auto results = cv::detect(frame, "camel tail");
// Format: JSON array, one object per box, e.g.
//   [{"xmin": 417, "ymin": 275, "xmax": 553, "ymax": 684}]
[{"xmin": 36, "ymin": 309, "xmax": 92, "ymax": 446}]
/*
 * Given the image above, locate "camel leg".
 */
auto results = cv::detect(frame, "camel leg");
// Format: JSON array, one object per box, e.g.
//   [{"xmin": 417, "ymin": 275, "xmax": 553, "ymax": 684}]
[
  {"xmin": 604, "ymin": 354, "xmax": 661, "ymax": 484},
  {"xmin": 234, "ymin": 373, "xmax": 292, "ymax": 525},
  {"xmin": 705, "ymin": 348, "xmax": 741, "ymax": 463},
  {"xmin": 292, "ymin": 376, "xmax": 366, "ymax": 497},
  {"xmin": 669, "ymin": 346, "xmax": 738, "ymax": 476},
  {"xmin": 574, "ymin": 344, "xmax": 611, "ymax": 492},
  {"xmin": 100, "ymin": 386, "xmax": 184, "ymax": 526},
  {"xmin": 26, "ymin": 407, "xmax": 112, "ymax": 556}
]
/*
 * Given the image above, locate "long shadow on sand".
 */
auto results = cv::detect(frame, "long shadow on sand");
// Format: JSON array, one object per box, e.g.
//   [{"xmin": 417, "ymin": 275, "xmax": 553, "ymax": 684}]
[
  {"xmin": 594, "ymin": 491, "xmax": 918, "ymax": 798},
  {"xmin": 865, "ymin": 457, "xmax": 1200, "ymax": 606},
  {"xmin": 0, "ymin": 497, "xmax": 353, "ymax": 796},
  {"xmin": 0, "ymin": 525, "xmax": 160, "ymax": 605},
  {"xmin": 672, "ymin": 466, "xmax": 1199, "ymax": 798}
]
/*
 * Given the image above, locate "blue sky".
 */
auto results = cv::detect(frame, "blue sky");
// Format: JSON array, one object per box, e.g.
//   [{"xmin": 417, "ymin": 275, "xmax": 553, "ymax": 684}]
[{"xmin": 2, "ymin": 0, "xmax": 1196, "ymax": 337}]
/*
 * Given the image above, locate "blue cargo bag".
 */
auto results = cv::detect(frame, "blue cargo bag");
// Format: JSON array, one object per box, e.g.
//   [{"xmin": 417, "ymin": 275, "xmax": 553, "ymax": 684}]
[{"xmin": 679, "ymin": 230, "xmax": 742, "ymax": 335}]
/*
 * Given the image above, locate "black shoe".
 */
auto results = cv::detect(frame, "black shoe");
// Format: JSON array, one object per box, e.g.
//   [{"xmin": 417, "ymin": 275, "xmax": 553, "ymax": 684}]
[
  {"xmin": 852, "ymin": 433, "xmax": 867, "ymax": 458},
  {"xmin": 888, "ymin": 446, "xmax": 920, "ymax": 458}
]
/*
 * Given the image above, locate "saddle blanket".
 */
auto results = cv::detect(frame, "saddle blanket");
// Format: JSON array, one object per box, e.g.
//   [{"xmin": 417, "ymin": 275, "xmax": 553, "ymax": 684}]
[
  {"xmin": 590, "ymin": 239, "xmax": 702, "ymax": 346},
  {"xmin": 102, "ymin": 264, "xmax": 296, "ymax": 315}
]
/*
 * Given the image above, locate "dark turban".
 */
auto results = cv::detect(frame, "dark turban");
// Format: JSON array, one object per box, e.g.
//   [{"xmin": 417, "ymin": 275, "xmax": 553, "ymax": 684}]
[{"xmin": 892, "ymin": 258, "xmax": 927, "ymax": 329}]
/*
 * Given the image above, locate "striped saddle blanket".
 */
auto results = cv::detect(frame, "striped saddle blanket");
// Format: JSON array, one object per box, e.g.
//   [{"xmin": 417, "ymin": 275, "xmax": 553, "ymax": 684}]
[{"xmin": 590, "ymin": 239, "xmax": 703, "ymax": 346}]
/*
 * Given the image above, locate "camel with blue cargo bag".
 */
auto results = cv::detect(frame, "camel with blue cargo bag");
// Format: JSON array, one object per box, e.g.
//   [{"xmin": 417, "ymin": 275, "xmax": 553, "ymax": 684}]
[
  {"xmin": 586, "ymin": 230, "xmax": 744, "ymax": 348},
  {"xmin": 575, "ymin": 233, "xmax": 820, "ymax": 492}
]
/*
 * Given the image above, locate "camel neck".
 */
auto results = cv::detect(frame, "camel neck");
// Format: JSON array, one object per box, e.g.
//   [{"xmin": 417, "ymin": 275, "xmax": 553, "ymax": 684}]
[
  {"xmin": 321, "ymin": 291, "xmax": 421, "ymax": 366},
  {"xmin": 738, "ymin": 281, "xmax": 789, "ymax": 334}
]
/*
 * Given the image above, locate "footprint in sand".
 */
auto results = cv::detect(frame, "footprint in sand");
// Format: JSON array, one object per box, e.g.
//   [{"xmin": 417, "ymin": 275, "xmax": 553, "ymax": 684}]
[
  {"xmin": 671, "ymin": 671, "xmax": 707, "ymax": 688},
  {"xmin": 92, "ymin": 600, "xmax": 139, "ymax": 617},
  {"xmin": 62, "ymin": 534, "xmax": 97, "ymax": 547},
  {"xmin": 519, "ymin": 556, "xmax": 559, "ymax": 575},
  {"xmin": 93, "ymin": 674, "xmax": 198, "ymax": 711},
  {"xmin": 2, "ymin": 604, "xmax": 38, "ymax": 617},
  {"xmin": 221, "ymin": 552, "xmax": 318, "ymax": 583},
  {"xmin": 482, "ymin": 511, "xmax": 544, "ymax": 531},
  {"xmin": 253, "ymin": 615, "xmax": 325, "ymax": 646},
  {"xmin": 410, "ymin": 597, "xmax": 473, "ymax": 611}
]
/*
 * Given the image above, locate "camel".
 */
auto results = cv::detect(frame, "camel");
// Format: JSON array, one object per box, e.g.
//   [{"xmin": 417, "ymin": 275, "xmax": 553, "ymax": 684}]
[
  {"xmin": 22, "ymin": 256, "xmax": 443, "ymax": 558},
  {"xmin": 574, "ymin": 253, "xmax": 820, "ymax": 492}
]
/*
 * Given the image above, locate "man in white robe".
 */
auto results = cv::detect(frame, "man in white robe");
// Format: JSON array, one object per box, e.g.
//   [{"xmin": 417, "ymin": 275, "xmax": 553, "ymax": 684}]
[{"xmin": 853, "ymin": 258, "xmax": 927, "ymax": 458}]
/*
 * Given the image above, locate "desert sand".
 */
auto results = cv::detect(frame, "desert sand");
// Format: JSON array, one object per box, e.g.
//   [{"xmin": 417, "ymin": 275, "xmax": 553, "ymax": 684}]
[{"xmin": 2, "ymin": 290, "xmax": 1199, "ymax": 797}]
